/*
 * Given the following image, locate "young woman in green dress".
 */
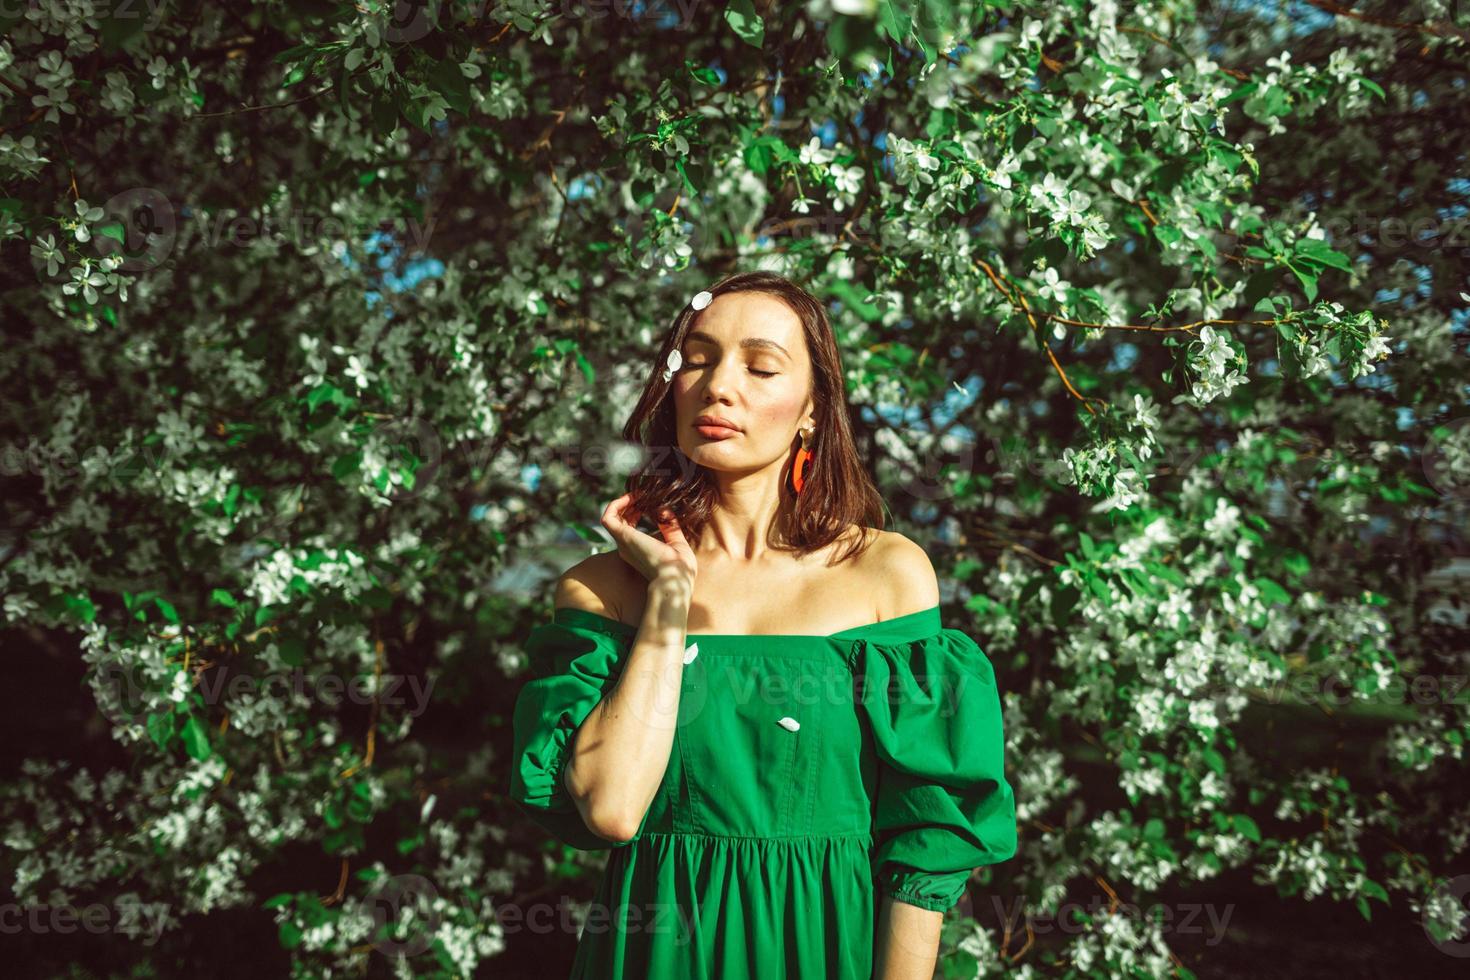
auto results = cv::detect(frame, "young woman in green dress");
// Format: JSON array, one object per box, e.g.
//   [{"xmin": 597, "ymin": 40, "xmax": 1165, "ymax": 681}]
[{"xmin": 510, "ymin": 270, "xmax": 1017, "ymax": 979}]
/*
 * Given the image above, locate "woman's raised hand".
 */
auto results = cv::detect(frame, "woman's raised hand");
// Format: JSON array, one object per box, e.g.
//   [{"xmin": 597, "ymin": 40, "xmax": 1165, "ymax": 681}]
[{"xmin": 600, "ymin": 493, "xmax": 698, "ymax": 589}]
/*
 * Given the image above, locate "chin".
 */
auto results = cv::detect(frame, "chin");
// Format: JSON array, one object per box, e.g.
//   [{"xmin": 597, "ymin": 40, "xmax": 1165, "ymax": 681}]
[{"xmin": 686, "ymin": 443, "xmax": 737, "ymax": 462}]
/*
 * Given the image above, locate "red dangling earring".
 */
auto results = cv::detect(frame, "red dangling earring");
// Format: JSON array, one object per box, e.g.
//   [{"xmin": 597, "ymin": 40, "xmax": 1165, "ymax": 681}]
[{"xmin": 791, "ymin": 426, "xmax": 814, "ymax": 496}]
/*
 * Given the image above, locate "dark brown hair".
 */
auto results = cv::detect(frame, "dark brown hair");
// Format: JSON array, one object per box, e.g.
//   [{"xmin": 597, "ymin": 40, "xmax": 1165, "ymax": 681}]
[{"xmin": 620, "ymin": 271, "xmax": 885, "ymax": 564}]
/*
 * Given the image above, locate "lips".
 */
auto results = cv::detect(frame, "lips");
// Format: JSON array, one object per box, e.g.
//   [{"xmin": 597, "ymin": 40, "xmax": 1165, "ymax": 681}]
[{"xmin": 693, "ymin": 415, "xmax": 740, "ymax": 440}]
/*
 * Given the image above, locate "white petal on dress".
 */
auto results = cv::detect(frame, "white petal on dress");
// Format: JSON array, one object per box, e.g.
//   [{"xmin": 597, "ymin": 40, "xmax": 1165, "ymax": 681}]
[
  {"xmin": 683, "ymin": 643, "xmax": 699, "ymax": 665},
  {"xmin": 777, "ymin": 716, "xmax": 800, "ymax": 732}
]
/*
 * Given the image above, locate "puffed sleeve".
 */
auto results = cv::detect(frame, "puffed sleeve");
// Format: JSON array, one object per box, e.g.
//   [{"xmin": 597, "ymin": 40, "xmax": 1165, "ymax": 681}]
[
  {"xmin": 855, "ymin": 627, "xmax": 1018, "ymax": 912},
  {"xmin": 509, "ymin": 617, "xmax": 633, "ymax": 851}
]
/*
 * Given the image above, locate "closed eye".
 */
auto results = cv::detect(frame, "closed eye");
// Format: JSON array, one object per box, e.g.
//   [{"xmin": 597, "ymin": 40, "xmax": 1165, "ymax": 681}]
[{"xmin": 683, "ymin": 360, "xmax": 778, "ymax": 378}]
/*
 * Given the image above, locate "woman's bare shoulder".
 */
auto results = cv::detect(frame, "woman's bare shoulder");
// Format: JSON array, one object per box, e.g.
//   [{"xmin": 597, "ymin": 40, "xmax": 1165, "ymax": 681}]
[
  {"xmin": 552, "ymin": 550, "xmax": 643, "ymax": 624},
  {"xmin": 860, "ymin": 529, "xmax": 941, "ymax": 619}
]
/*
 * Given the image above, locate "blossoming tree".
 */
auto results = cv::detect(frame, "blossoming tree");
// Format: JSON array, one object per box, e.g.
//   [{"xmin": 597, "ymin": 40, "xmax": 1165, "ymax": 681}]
[{"xmin": 1, "ymin": 0, "xmax": 1467, "ymax": 976}]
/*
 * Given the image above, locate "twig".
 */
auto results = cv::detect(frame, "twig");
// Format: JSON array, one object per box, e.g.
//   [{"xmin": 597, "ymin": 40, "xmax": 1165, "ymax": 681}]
[
  {"xmin": 191, "ymin": 85, "xmax": 332, "ymax": 120},
  {"xmin": 1035, "ymin": 311, "xmax": 1281, "ymax": 333},
  {"xmin": 320, "ymin": 857, "xmax": 350, "ymax": 906},
  {"xmin": 974, "ymin": 257, "xmax": 1107, "ymax": 415},
  {"xmin": 1304, "ymin": 0, "xmax": 1470, "ymax": 41}
]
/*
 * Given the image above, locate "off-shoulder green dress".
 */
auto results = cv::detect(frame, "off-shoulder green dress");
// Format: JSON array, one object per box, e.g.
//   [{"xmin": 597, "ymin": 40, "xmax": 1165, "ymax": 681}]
[{"xmin": 508, "ymin": 604, "xmax": 1017, "ymax": 979}]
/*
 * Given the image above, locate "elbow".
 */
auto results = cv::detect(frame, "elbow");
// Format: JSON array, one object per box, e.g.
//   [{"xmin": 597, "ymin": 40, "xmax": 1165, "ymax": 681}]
[
  {"xmin": 568, "ymin": 779, "xmax": 641, "ymax": 843},
  {"xmin": 565, "ymin": 760, "xmax": 642, "ymax": 843},
  {"xmin": 584, "ymin": 807, "xmax": 641, "ymax": 844}
]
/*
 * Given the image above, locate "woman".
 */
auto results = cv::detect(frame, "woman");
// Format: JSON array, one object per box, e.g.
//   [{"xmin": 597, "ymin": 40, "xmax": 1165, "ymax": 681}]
[{"xmin": 509, "ymin": 271, "xmax": 1017, "ymax": 979}]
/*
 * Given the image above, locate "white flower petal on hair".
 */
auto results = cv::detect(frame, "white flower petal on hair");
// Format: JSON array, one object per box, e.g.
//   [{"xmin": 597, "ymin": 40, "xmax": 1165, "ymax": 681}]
[
  {"xmin": 666, "ymin": 349, "xmax": 682, "ymax": 371},
  {"xmin": 691, "ymin": 290, "xmax": 712, "ymax": 310}
]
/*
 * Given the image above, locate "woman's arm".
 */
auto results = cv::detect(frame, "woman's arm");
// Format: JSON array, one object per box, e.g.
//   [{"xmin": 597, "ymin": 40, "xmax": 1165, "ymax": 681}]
[
  {"xmin": 870, "ymin": 532, "xmax": 959, "ymax": 977},
  {"xmin": 873, "ymin": 895, "xmax": 943, "ymax": 980},
  {"xmin": 560, "ymin": 564, "xmax": 693, "ymax": 843}
]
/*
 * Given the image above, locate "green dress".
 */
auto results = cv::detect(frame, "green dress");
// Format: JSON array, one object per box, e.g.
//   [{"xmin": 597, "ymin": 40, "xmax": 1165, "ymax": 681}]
[{"xmin": 508, "ymin": 604, "xmax": 1017, "ymax": 979}]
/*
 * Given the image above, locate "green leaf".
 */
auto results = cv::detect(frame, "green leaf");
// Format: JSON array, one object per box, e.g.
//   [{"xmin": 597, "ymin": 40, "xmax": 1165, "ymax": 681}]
[
  {"xmin": 1285, "ymin": 261, "xmax": 1318, "ymax": 301},
  {"xmin": 1242, "ymin": 268, "xmax": 1279, "ymax": 310},
  {"xmin": 222, "ymin": 482, "xmax": 242, "ymax": 519},
  {"xmin": 210, "ymin": 589, "xmax": 238, "ymax": 609},
  {"xmin": 568, "ymin": 521, "xmax": 606, "ymax": 545},
  {"xmin": 1252, "ymin": 576, "xmax": 1291, "ymax": 606},
  {"xmin": 426, "ymin": 58, "xmax": 472, "ymax": 116},
  {"xmin": 1050, "ymin": 582, "xmax": 1079, "ymax": 625},
  {"xmin": 332, "ymin": 451, "xmax": 363, "ymax": 482},
  {"xmin": 273, "ymin": 43, "xmax": 316, "ymax": 66},
  {"xmin": 279, "ymin": 920, "xmax": 304, "ymax": 949},
  {"xmin": 574, "ymin": 350, "xmax": 595, "ymax": 384},
  {"xmin": 307, "ymin": 383, "xmax": 342, "ymax": 411},
  {"xmin": 146, "ymin": 711, "xmax": 174, "ymax": 751},
  {"xmin": 724, "ymin": 0, "xmax": 764, "ymax": 48},
  {"xmin": 1153, "ymin": 225, "xmax": 1183, "ymax": 247},
  {"xmin": 1219, "ymin": 81, "xmax": 1257, "ymax": 106},
  {"xmin": 279, "ymin": 637, "xmax": 306, "ymax": 667},
  {"xmin": 743, "ymin": 136, "xmax": 776, "ymax": 175},
  {"xmin": 1231, "ymin": 813, "xmax": 1261, "ymax": 843},
  {"xmin": 95, "ymin": 220, "xmax": 126, "ymax": 245},
  {"xmin": 876, "ymin": 0, "xmax": 912, "ymax": 45},
  {"xmin": 1148, "ymin": 561, "xmax": 1188, "ymax": 587},
  {"xmin": 154, "ymin": 597, "xmax": 180, "ymax": 624},
  {"xmin": 181, "ymin": 714, "xmax": 212, "ymax": 760},
  {"xmin": 1296, "ymin": 238, "xmax": 1352, "ymax": 272},
  {"xmin": 1078, "ymin": 531, "xmax": 1097, "ymax": 560},
  {"xmin": 828, "ymin": 12, "xmax": 883, "ymax": 67},
  {"xmin": 61, "ymin": 592, "xmax": 97, "ymax": 624},
  {"xmin": 675, "ymin": 157, "xmax": 698, "ymax": 196}
]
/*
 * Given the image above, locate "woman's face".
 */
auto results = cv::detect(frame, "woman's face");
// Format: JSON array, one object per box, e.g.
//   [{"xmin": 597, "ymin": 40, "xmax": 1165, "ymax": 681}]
[{"xmin": 671, "ymin": 291, "xmax": 815, "ymax": 474}]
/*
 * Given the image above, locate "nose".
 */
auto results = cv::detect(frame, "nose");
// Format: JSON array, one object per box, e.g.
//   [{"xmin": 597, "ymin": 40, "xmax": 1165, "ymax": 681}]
[{"xmin": 701, "ymin": 356, "xmax": 742, "ymax": 403}]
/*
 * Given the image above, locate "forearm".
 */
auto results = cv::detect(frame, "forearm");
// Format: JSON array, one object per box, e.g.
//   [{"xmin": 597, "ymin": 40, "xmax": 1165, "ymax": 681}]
[
  {"xmin": 563, "ymin": 572, "xmax": 691, "ymax": 840},
  {"xmin": 873, "ymin": 894, "xmax": 942, "ymax": 980}
]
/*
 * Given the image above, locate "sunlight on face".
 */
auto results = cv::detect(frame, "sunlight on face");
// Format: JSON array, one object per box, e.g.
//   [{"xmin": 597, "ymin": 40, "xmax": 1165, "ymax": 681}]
[{"xmin": 672, "ymin": 291, "xmax": 814, "ymax": 473}]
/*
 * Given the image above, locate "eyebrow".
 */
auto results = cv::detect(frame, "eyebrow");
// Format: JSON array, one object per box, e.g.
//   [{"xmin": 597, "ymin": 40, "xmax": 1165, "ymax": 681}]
[{"xmin": 685, "ymin": 330, "xmax": 791, "ymax": 358}]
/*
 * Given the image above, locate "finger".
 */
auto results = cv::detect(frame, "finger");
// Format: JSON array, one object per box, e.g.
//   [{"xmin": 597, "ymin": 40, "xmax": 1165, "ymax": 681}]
[
  {"xmin": 656, "ymin": 509, "xmax": 691, "ymax": 548},
  {"xmin": 602, "ymin": 496, "xmax": 632, "ymax": 536},
  {"xmin": 605, "ymin": 496, "xmax": 652, "ymax": 543}
]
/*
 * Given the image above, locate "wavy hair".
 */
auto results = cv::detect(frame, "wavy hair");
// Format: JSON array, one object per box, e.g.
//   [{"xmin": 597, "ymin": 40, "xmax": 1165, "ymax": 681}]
[{"xmin": 620, "ymin": 271, "xmax": 885, "ymax": 563}]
